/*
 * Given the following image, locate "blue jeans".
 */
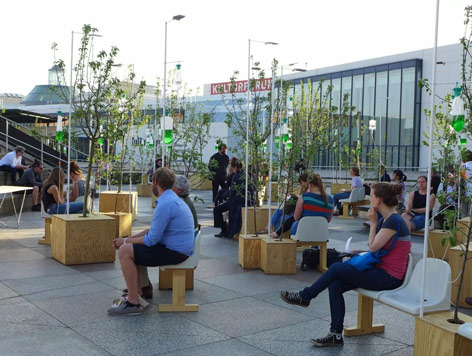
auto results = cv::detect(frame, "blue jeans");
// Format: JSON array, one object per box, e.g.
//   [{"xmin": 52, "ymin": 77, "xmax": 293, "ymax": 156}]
[
  {"xmin": 299, "ymin": 262, "xmax": 402, "ymax": 333},
  {"xmin": 333, "ymin": 191, "xmax": 351, "ymax": 210},
  {"xmin": 270, "ymin": 209, "xmax": 294, "ymax": 231},
  {"xmin": 47, "ymin": 202, "xmax": 84, "ymax": 214}
]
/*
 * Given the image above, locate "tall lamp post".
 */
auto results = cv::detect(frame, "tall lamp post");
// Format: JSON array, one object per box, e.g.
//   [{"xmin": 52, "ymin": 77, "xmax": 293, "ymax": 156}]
[
  {"xmin": 162, "ymin": 14, "xmax": 185, "ymax": 169},
  {"xmin": 244, "ymin": 39, "xmax": 278, "ymax": 238}
]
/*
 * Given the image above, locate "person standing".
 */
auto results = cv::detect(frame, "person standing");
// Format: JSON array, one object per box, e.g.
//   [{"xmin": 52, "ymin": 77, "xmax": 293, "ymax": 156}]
[
  {"xmin": 209, "ymin": 143, "xmax": 229, "ymax": 203},
  {"xmin": 16, "ymin": 160, "xmax": 43, "ymax": 211},
  {"xmin": 0, "ymin": 146, "xmax": 28, "ymax": 184}
]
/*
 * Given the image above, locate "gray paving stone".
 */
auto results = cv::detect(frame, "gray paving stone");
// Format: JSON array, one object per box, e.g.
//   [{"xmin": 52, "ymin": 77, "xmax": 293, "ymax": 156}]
[
  {"xmin": 194, "ymin": 258, "xmax": 249, "ymax": 279},
  {"xmin": 4, "ymin": 273, "xmax": 95, "ymax": 295},
  {"xmin": 200, "ymin": 270, "xmax": 309, "ymax": 296},
  {"xmin": 0, "ymin": 239, "xmax": 24, "ymax": 250},
  {"xmin": 72, "ymin": 313, "xmax": 228, "ymax": 356},
  {"xmin": 0, "ymin": 282, "xmax": 18, "ymax": 300},
  {"xmin": 0, "ymin": 247, "xmax": 46, "ymax": 262},
  {"xmin": 180, "ymin": 296, "xmax": 312, "ymax": 337},
  {"xmin": 70, "ymin": 262, "xmax": 124, "ymax": 281},
  {"xmin": 334, "ymin": 304, "xmax": 416, "ymax": 346},
  {"xmin": 253, "ymin": 289, "xmax": 359, "ymax": 319},
  {"xmin": 199, "ymin": 241, "xmax": 239, "ymax": 260},
  {"xmin": 382, "ymin": 346, "xmax": 413, "ymax": 355},
  {"xmin": 30, "ymin": 246, "xmax": 52, "ymax": 258},
  {"xmin": 0, "ymin": 259, "xmax": 79, "ymax": 281},
  {"xmin": 11, "ymin": 236, "xmax": 45, "ymax": 248},
  {"xmin": 159, "ymin": 338, "xmax": 272, "ymax": 356},
  {"xmin": 0, "ymin": 323, "xmax": 110, "ymax": 356},
  {"xmin": 0, "ymin": 301, "xmax": 63, "ymax": 326},
  {"xmin": 24, "ymin": 281, "xmax": 116, "ymax": 302},
  {"xmin": 240, "ymin": 318, "xmax": 407, "ymax": 356},
  {"xmin": 0, "ymin": 296, "xmax": 28, "ymax": 305},
  {"xmin": 32, "ymin": 289, "xmax": 157, "ymax": 327}
]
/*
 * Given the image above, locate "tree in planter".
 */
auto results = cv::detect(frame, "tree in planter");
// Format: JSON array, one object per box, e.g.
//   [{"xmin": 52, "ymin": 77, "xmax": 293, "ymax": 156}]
[
  {"xmin": 104, "ymin": 68, "xmax": 147, "ymax": 213},
  {"xmin": 52, "ymin": 24, "xmax": 126, "ymax": 217}
]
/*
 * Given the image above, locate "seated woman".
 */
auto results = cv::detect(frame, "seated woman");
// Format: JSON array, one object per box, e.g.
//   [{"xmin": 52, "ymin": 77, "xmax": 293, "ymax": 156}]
[
  {"xmin": 333, "ymin": 167, "xmax": 363, "ymax": 215},
  {"xmin": 214, "ymin": 158, "xmax": 252, "ymax": 238},
  {"xmin": 392, "ymin": 169, "xmax": 407, "ymax": 213},
  {"xmin": 271, "ymin": 174, "xmax": 333, "ymax": 238},
  {"xmin": 280, "ymin": 183, "xmax": 410, "ymax": 347},
  {"xmin": 259, "ymin": 173, "xmax": 309, "ymax": 235},
  {"xmin": 69, "ymin": 161, "xmax": 86, "ymax": 202},
  {"xmin": 42, "ymin": 167, "xmax": 84, "ymax": 214},
  {"xmin": 401, "ymin": 176, "xmax": 436, "ymax": 232}
]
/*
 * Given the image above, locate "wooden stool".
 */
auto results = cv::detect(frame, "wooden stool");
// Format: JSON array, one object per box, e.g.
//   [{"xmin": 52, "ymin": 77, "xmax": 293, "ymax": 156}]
[{"xmin": 260, "ymin": 236, "xmax": 296, "ymax": 274}]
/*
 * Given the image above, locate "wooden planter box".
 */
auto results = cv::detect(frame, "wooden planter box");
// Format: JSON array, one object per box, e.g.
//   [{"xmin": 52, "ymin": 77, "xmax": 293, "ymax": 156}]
[
  {"xmin": 427, "ymin": 229, "xmax": 452, "ymax": 261},
  {"xmin": 102, "ymin": 212, "xmax": 132, "ymax": 238},
  {"xmin": 456, "ymin": 217, "xmax": 472, "ymax": 244},
  {"xmin": 99, "ymin": 191, "xmax": 138, "ymax": 221},
  {"xmin": 414, "ymin": 311, "xmax": 472, "ymax": 355},
  {"xmin": 260, "ymin": 236, "xmax": 296, "ymax": 274},
  {"xmin": 51, "ymin": 213, "xmax": 116, "ymax": 265},
  {"xmin": 238, "ymin": 235, "xmax": 261, "ymax": 269},
  {"xmin": 241, "ymin": 207, "xmax": 271, "ymax": 235},
  {"xmin": 449, "ymin": 244, "xmax": 472, "ymax": 308},
  {"xmin": 189, "ymin": 175, "xmax": 212, "ymax": 190},
  {"xmin": 137, "ymin": 184, "xmax": 152, "ymax": 197}
]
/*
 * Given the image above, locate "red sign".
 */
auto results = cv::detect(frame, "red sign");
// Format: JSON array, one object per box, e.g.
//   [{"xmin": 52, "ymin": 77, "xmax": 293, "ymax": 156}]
[{"xmin": 210, "ymin": 78, "xmax": 272, "ymax": 95}]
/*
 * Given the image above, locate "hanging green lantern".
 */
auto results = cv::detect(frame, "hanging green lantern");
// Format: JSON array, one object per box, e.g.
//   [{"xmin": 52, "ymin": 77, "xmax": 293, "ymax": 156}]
[
  {"xmin": 286, "ymin": 140, "xmax": 292, "ymax": 150},
  {"xmin": 56, "ymin": 111, "xmax": 64, "ymax": 143},
  {"xmin": 281, "ymin": 119, "xmax": 289, "ymax": 143},
  {"xmin": 97, "ymin": 125, "xmax": 104, "ymax": 145},
  {"xmin": 460, "ymin": 133, "xmax": 467, "ymax": 147},
  {"xmin": 355, "ymin": 139, "xmax": 361, "ymax": 154},
  {"xmin": 161, "ymin": 114, "xmax": 174, "ymax": 145},
  {"xmin": 146, "ymin": 128, "xmax": 153, "ymax": 149},
  {"xmin": 275, "ymin": 125, "xmax": 281, "ymax": 143},
  {"xmin": 451, "ymin": 86, "xmax": 466, "ymax": 133}
]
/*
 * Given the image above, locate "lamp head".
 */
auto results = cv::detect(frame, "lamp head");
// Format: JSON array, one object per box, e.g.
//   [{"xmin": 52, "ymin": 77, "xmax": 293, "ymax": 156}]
[
  {"xmin": 264, "ymin": 41, "xmax": 278, "ymax": 45},
  {"xmin": 173, "ymin": 15, "xmax": 185, "ymax": 21}
]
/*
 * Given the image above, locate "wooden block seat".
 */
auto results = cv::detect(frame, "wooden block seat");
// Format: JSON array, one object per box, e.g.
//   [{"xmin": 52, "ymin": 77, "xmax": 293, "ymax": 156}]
[
  {"xmin": 344, "ymin": 257, "xmax": 451, "ymax": 337},
  {"xmin": 260, "ymin": 236, "xmax": 296, "ymax": 274},
  {"xmin": 449, "ymin": 244, "xmax": 472, "ymax": 308},
  {"xmin": 38, "ymin": 203, "xmax": 52, "ymax": 245},
  {"xmin": 158, "ymin": 231, "xmax": 201, "ymax": 312},
  {"xmin": 357, "ymin": 205, "xmax": 370, "ymax": 219}
]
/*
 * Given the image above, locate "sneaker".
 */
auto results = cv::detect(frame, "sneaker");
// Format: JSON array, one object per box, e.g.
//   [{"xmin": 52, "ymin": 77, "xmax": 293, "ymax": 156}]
[
  {"xmin": 31, "ymin": 205, "xmax": 41, "ymax": 212},
  {"xmin": 280, "ymin": 290, "xmax": 310, "ymax": 307},
  {"xmin": 311, "ymin": 332, "xmax": 344, "ymax": 347},
  {"xmin": 363, "ymin": 221, "xmax": 370, "ymax": 229},
  {"xmin": 108, "ymin": 297, "xmax": 143, "ymax": 316}
]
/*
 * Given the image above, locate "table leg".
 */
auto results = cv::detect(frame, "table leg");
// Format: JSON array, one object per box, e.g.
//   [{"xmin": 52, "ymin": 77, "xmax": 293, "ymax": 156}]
[{"xmin": 16, "ymin": 190, "xmax": 27, "ymax": 228}]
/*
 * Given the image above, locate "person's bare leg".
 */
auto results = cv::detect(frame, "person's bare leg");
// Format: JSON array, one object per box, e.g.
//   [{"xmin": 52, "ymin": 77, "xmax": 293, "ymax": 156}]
[
  {"xmin": 32, "ymin": 186, "xmax": 39, "ymax": 205},
  {"xmin": 118, "ymin": 244, "xmax": 139, "ymax": 304},
  {"xmin": 138, "ymin": 265, "xmax": 150, "ymax": 288}
]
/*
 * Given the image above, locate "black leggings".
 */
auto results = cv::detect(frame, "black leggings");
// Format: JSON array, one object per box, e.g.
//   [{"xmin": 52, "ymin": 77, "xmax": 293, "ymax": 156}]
[{"xmin": 275, "ymin": 216, "xmax": 295, "ymax": 236}]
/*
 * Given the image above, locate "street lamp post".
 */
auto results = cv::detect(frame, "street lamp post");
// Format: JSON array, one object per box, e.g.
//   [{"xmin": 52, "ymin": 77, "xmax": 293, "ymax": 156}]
[
  {"xmin": 244, "ymin": 39, "xmax": 278, "ymax": 238},
  {"xmin": 162, "ymin": 15, "xmax": 185, "ymax": 169}
]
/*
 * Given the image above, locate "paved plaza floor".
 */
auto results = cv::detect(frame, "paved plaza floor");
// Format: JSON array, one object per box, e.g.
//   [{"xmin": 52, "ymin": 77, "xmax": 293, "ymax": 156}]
[{"xmin": 0, "ymin": 187, "xmax": 470, "ymax": 356}]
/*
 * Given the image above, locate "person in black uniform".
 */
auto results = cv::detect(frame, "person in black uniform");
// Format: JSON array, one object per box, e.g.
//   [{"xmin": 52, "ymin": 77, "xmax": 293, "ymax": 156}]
[{"xmin": 209, "ymin": 143, "xmax": 229, "ymax": 203}]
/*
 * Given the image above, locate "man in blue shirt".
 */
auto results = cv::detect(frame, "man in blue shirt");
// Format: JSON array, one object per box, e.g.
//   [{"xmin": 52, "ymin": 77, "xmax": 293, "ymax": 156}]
[{"xmin": 108, "ymin": 168, "xmax": 195, "ymax": 316}]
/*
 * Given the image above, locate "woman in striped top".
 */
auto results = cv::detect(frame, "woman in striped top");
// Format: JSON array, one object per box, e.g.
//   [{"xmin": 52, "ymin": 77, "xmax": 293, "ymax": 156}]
[{"xmin": 271, "ymin": 174, "xmax": 334, "ymax": 238}]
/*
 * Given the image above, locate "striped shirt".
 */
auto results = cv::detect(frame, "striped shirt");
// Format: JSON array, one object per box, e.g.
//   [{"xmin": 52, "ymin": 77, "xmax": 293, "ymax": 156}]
[{"xmin": 302, "ymin": 192, "xmax": 334, "ymax": 221}]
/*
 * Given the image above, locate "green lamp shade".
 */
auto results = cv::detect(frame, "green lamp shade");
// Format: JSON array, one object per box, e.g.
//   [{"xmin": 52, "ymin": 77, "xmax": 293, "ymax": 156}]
[
  {"xmin": 460, "ymin": 137, "xmax": 467, "ymax": 146},
  {"xmin": 98, "ymin": 137, "xmax": 104, "ymax": 145},
  {"xmin": 164, "ymin": 129, "xmax": 173, "ymax": 144},
  {"xmin": 282, "ymin": 134, "xmax": 289, "ymax": 143},
  {"xmin": 56, "ymin": 131, "xmax": 64, "ymax": 143},
  {"xmin": 275, "ymin": 135, "xmax": 280, "ymax": 143},
  {"xmin": 286, "ymin": 140, "xmax": 292, "ymax": 149},
  {"xmin": 275, "ymin": 143, "xmax": 280, "ymax": 150},
  {"xmin": 451, "ymin": 87, "xmax": 466, "ymax": 133}
]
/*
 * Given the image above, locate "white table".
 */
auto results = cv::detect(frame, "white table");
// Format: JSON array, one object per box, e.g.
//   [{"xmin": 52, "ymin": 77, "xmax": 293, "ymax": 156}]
[{"xmin": 0, "ymin": 186, "xmax": 33, "ymax": 228}]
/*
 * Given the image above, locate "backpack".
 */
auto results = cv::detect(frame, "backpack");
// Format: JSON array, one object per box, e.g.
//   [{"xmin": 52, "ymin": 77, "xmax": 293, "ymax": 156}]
[{"xmin": 301, "ymin": 247, "xmax": 349, "ymax": 271}]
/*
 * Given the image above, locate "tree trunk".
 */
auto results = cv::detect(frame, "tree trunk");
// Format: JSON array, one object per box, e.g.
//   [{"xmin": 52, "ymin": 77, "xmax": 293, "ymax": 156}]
[{"xmin": 82, "ymin": 140, "xmax": 96, "ymax": 217}]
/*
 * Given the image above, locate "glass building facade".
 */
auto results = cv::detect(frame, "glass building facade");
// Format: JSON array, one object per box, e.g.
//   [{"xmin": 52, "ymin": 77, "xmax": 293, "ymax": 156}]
[{"xmin": 291, "ymin": 59, "xmax": 422, "ymax": 169}]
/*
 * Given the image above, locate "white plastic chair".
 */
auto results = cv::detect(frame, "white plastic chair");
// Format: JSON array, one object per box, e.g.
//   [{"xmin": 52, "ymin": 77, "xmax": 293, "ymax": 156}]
[
  {"xmin": 355, "ymin": 254, "xmax": 414, "ymax": 300},
  {"xmin": 379, "ymin": 258, "xmax": 451, "ymax": 315},
  {"xmin": 159, "ymin": 231, "xmax": 201, "ymax": 312},
  {"xmin": 291, "ymin": 216, "xmax": 329, "ymax": 272},
  {"xmin": 458, "ymin": 323, "xmax": 472, "ymax": 340},
  {"xmin": 339, "ymin": 188, "xmax": 360, "ymax": 219}
]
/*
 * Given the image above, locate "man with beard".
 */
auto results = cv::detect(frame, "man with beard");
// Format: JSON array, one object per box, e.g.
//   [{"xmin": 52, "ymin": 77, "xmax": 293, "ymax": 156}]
[{"xmin": 108, "ymin": 168, "xmax": 194, "ymax": 315}]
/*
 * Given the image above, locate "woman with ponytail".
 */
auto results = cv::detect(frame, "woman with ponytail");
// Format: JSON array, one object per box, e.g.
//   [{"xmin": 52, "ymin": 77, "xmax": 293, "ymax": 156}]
[
  {"xmin": 271, "ymin": 174, "xmax": 334, "ymax": 238},
  {"xmin": 280, "ymin": 183, "xmax": 410, "ymax": 347}
]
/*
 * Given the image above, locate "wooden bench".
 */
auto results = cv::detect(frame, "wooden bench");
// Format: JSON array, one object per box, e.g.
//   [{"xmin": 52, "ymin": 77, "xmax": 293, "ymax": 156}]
[
  {"xmin": 158, "ymin": 231, "xmax": 201, "ymax": 312},
  {"xmin": 338, "ymin": 187, "xmax": 368, "ymax": 220},
  {"xmin": 38, "ymin": 203, "xmax": 52, "ymax": 245},
  {"xmin": 344, "ymin": 257, "xmax": 451, "ymax": 337}
]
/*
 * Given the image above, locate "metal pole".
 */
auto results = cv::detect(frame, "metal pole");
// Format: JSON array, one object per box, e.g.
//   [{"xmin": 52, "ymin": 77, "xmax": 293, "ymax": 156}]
[
  {"xmin": 244, "ymin": 39, "xmax": 251, "ymax": 238},
  {"xmin": 67, "ymin": 30, "xmax": 74, "ymax": 217},
  {"xmin": 420, "ymin": 0, "xmax": 440, "ymax": 318},
  {"xmin": 41, "ymin": 138, "xmax": 43, "ymax": 163},
  {"xmin": 278, "ymin": 66, "xmax": 284, "ymax": 204},
  {"xmin": 5, "ymin": 121, "xmax": 8, "ymax": 152},
  {"xmin": 268, "ymin": 63, "xmax": 275, "ymax": 238},
  {"xmin": 129, "ymin": 65, "xmax": 135, "ymax": 213},
  {"xmin": 162, "ymin": 21, "xmax": 168, "ymax": 168}
]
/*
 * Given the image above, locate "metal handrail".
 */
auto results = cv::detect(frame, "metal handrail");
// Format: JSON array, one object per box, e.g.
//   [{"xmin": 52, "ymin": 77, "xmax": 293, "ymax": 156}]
[{"xmin": 0, "ymin": 115, "xmax": 89, "ymax": 164}]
